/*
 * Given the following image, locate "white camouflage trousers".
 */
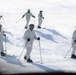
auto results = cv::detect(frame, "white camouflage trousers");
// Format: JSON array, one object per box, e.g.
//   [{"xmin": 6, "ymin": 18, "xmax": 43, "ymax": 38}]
[
  {"xmin": 24, "ymin": 41, "xmax": 33, "ymax": 59},
  {"xmin": 72, "ymin": 43, "xmax": 76, "ymax": 55},
  {"xmin": 25, "ymin": 18, "xmax": 30, "ymax": 27},
  {"xmin": 0, "ymin": 40, "xmax": 4, "ymax": 52},
  {"xmin": 38, "ymin": 19, "xmax": 43, "ymax": 27}
]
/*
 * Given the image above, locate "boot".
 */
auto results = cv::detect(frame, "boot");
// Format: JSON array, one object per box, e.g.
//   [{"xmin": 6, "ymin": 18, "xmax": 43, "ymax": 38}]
[
  {"xmin": 25, "ymin": 26, "xmax": 27, "ymax": 29},
  {"xmin": 1, "ymin": 52, "xmax": 6, "ymax": 56},
  {"xmin": 71, "ymin": 54, "xmax": 76, "ymax": 58},
  {"xmin": 38, "ymin": 26, "xmax": 41, "ymax": 28},
  {"xmin": 24, "ymin": 56, "xmax": 27, "ymax": 60},
  {"xmin": 27, "ymin": 58, "xmax": 33, "ymax": 63}
]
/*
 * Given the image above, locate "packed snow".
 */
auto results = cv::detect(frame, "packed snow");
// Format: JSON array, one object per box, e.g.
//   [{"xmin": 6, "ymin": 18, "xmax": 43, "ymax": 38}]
[{"xmin": 0, "ymin": 0, "xmax": 76, "ymax": 74}]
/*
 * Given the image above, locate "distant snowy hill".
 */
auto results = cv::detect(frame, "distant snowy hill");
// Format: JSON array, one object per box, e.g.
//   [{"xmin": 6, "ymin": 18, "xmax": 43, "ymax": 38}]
[{"xmin": 0, "ymin": 0, "xmax": 76, "ymax": 74}]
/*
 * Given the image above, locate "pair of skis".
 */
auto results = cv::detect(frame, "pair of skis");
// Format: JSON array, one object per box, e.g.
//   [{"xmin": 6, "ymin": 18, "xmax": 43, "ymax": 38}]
[{"xmin": 23, "ymin": 59, "xmax": 43, "ymax": 64}]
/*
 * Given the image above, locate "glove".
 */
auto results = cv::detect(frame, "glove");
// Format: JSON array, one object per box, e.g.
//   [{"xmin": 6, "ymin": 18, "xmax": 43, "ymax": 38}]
[
  {"xmin": 43, "ymin": 17, "xmax": 44, "ymax": 19},
  {"xmin": 4, "ymin": 34, "xmax": 6, "ymax": 36},
  {"xmin": 74, "ymin": 40, "xmax": 76, "ymax": 43},
  {"xmin": 32, "ymin": 16, "xmax": 35, "ymax": 18},
  {"xmin": 0, "ymin": 15, "xmax": 2, "ymax": 18},
  {"xmin": 27, "ymin": 38, "xmax": 30, "ymax": 41},
  {"xmin": 22, "ymin": 15, "xmax": 24, "ymax": 18},
  {"xmin": 37, "ymin": 37, "xmax": 40, "ymax": 40}
]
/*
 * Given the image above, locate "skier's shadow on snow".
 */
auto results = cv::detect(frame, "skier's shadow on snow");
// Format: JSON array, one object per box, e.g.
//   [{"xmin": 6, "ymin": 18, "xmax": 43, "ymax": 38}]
[
  {"xmin": 3, "ymin": 37, "xmax": 13, "ymax": 45},
  {"xmin": 35, "ymin": 30, "xmax": 58, "ymax": 43},
  {"xmin": 3, "ymin": 31, "xmax": 14, "ymax": 44},
  {"xmin": 31, "ymin": 63, "xmax": 64, "ymax": 72},
  {"xmin": 4, "ymin": 31, "xmax": 13, "ymax": 36},
  {"xmin": 1, "ymin": 55, "xmax": 25, "ymax": 67},
  {"xmin": 44, "ymin": 28, "xmax": 67, "ymax": 39}
]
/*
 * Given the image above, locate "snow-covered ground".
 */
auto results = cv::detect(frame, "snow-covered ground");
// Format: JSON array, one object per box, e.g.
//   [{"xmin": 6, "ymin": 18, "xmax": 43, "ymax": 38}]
[{"xmin": 0, "ymin": 0, "xmax": 76, "ymax": 74}]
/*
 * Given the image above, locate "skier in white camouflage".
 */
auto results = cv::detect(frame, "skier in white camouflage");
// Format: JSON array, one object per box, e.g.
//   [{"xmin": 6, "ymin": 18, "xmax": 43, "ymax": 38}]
[
  {"xmin": 23, "ymin": 24, "xmax": 40, "ymax": 62},
  {"xmin": 37, "ymin": 10, "xmax": 44, "ymax": 28},
  {"xmin": 0, "ymin": 24, "xmax": 6, "ymax": 56},
  {"xmin": 22, "ymin": 9, "xmax": 35, "ymax": 29},
  {"xmin": 71, "ymin": 29, "xmax": 76, "ymax": 58}
]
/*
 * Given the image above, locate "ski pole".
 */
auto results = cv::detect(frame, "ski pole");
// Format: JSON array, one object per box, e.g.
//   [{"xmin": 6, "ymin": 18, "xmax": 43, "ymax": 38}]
[
  {"xmin": 4, "ymin": 35, "xmax": 7, "ymax": 54},
  {"xmin": 34, "ymin": 18, "xmax": 35, "ymax": 25},
  {"xmin": 18, "ymin": 41, "xmax": 28, "ymax": 60},
  {"xmin": 64, "ymin": 43, "xmax": 75, "ymax": 58},
  {"xmin": 16, "ymin": 18, "xmax": 22, "ymax": 23},
  {"xmin": 38, "ymin": 40, "xmax": 43, "ymax": 63}
]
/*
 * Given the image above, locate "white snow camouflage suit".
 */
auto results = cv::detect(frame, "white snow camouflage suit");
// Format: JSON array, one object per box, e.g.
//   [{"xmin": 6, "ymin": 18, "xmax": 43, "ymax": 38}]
[
  {"xmin": 23, "ymin": 29, "xmax": 37, "ymax": 59},
  {"xmin": 0, "ymin": 30, "xmax": 4, "ymax": 53},
  {"xmin": 72, "ymin": 29, "xmax": 76, "ymax": 55},
  {"xmin": 23, "ymin": 12, "xmax": 35, "ymax": 28},
  {"xmin": 38, "ymin": 12, "xmax": 44, "ymax": 27}
]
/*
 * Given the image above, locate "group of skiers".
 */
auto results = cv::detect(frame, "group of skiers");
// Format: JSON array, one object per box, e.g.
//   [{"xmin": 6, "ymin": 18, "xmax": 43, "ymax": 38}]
[
  {"xmin": 0, "ymin": 12, "xmax": 41, "ymax": 62},
  {"xmin": 0, "ymin": 9, "xmax": 76, "ymax": 63},
  {"xmin": 22, "ymin": 9, "xmax": 44, "ymax": 29}
]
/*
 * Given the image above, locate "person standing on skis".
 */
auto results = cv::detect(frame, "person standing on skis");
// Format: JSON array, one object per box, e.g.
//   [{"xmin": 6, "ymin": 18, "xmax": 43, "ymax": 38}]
[
  {"xmin": 23, "ymin": 24, "xmax": 40, "ymax": 62},
  {"xmin": 71, "ymin": 29, "xmax": 76, "ymax": 58},
  {"xmin": 37, "ymin": 10, "xmax": 44, "ymax": 28},
  {"xmin": 0, "ymin": 24, "xmax": 6, "ymax": 56},
  {"xmin": 22, "ymin": 9, "xmax": 35, "ymax": 29}
]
